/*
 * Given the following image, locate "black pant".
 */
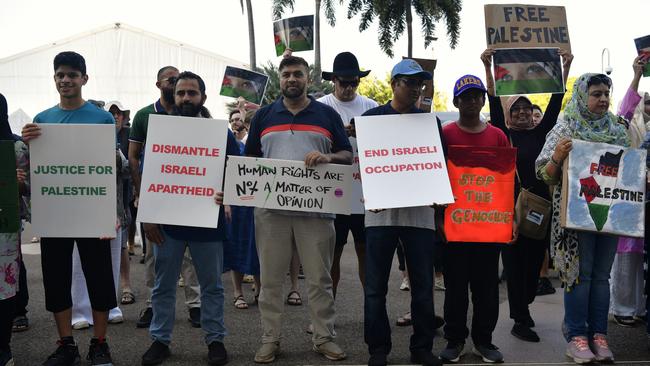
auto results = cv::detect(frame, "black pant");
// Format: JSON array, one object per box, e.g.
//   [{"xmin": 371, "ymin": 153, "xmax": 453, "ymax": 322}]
[
  {"xmin": 443, "ymin": 243, "xmax": 500, "ymax": 345},
  {"xmin": 0, "ymin": 296, "xmax": 16, "ymax": 351},
  {"xmin": 14, "ymin": 258, "xmax": 28, "ymax": 317},
  {"xmin": 41, "ymin": 238, "xmax": 116, "ymax": 313},
  {"xmin": 502, "ymin": 233, "xmax": 547, "ymax": 323},
  {"xmin": 365, "ymin": 227, "xmax": 436, "ymax": 355}
]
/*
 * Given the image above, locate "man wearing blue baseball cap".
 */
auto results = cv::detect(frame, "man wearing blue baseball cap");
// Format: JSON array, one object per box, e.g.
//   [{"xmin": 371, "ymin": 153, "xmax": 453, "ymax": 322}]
[
  {"xmin": 361, "ymin": 59, "xmax": 443, "ymax": 366},
  {"xmin": 439, "ymin": 75, "xmax": 510, "ymax": 364}
]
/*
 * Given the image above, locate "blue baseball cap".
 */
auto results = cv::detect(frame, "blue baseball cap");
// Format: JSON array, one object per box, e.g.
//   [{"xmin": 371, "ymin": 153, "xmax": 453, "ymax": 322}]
[
  {"xmin": 453, "ymin": 74, "xmax": 487, "ymax": 97},
  {"xmin": 391, "ymin": 59, "xmax": 433, "ymax": 80}
]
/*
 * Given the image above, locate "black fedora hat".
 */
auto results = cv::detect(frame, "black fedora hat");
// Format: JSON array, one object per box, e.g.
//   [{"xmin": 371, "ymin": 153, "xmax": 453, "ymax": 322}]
[{"xmin": 322, "ymin": 52, "xmax": 371, "ymax": 81}]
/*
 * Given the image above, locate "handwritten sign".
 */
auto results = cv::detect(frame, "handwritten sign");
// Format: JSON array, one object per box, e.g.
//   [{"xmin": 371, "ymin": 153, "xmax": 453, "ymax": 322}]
[
  {"xmin": 138, "ymin": 115, "xmax": 228, "ymax": 228},
  {"xmin": 444, "ymin": 146, "xmax": 516, "ymax": 243},
  {"xmin": 0, "ymin": 141, "xmax": 19, "ymax": 233},
  {"xmin": 223, "ymin": 156, "xmax": 352, "ymax": 214},
  {"xmin": 350, "ymin": 138, "xmax": 364, "ymax": 214},
  {"xmin": 484, "ymin": 4, "xmax": 571, "ymax": 52},
  {"xmin": 30, "ymin": 124, "xmax": 116, "ymax": 237},
  {"xmin": 561, "ymin": 140, "xmax": 646, "ymax": 237},
  {"xmin": 355, "ymin": 113, "xmax": 453, "ymax": 210}
]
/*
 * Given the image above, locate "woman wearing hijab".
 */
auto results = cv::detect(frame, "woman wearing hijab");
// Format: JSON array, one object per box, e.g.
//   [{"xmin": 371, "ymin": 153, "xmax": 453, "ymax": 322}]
[
  {"xmin": 481, "ymin": 48, "xmax": 573, "ymax": 344},
  {"xmin": 0, "ymin": 93, "xmax": 30, "ymax": 366},
  {"xmin": 535, "ymin": 71, "xmax": 635, "ymax": 364},
  {"xmin": 609, "ymin": 56, "xmax": 650, "ymax": 329}
]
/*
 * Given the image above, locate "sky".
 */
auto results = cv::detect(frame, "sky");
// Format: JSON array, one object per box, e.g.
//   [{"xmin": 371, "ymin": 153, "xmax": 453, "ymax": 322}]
[{"xmin": 1, "ymin": 0, "xmax": 648, "ymax": 110}]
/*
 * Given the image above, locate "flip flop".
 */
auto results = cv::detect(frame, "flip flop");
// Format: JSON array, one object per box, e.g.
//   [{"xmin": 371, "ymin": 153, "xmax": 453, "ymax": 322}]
[
  {"xmin": 286, "ymin": 290, "xmax": 302, "ymax": 306},
  {"xmin": 121, "ymin": 290, "xmax": 135, "ymax": 305},
  {"xmin": 234, "ymin": 295, "xmax": 249, "ymax": 309},
  {"xmin": 396, "ymin": 312, "xmax": 412, "ymax": 326}
]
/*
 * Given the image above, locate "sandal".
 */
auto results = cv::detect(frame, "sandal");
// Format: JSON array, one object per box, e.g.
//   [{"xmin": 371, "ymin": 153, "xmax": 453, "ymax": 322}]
[
  {"xmin": 121, "ymin": 290, "xmax": 136, "ymax": 305},
  {"xmin": 396, "ymin": 311, "xmax": 412, "ymax": 327},
  {"xmin": 286, "ymin": 290, "xmax": 302, "ymax": 306},
  {"xmin": 233, "ymin": 295, "xmax": 249, "ymax": 309},
  {"xmin": 12, "ymin": 315, "xmax": 29, "ymax": 332}
]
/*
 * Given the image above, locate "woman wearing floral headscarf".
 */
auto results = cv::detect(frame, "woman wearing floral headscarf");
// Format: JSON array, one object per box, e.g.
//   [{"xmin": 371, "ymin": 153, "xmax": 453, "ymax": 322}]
[
  {"xmin": 0, "ymin": 93, "xmax": 30, "ymax": 366},
  {"xmin": 535, "ymin": 70, "xmax": 637, "ymax": 364}
]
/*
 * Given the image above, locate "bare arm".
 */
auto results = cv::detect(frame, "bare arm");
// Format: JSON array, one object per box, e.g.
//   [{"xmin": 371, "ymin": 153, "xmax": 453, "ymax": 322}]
[
  {"xmin": 128, "ymin": 141, "xmax": 143, "ymax": 196},
  {"xmin": 559, "ymin": 49, "xmax": 573, "ymax": 87},
  {"xmin": 480, "ymin": 48, "xmax": 496, "ymax": 96}
]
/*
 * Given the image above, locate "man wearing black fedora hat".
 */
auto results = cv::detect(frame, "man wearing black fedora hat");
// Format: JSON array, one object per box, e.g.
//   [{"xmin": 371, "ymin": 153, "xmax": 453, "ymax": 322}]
[{"xmin": 318, "ymin": 52, "xmax": 378, "ymax": 299}]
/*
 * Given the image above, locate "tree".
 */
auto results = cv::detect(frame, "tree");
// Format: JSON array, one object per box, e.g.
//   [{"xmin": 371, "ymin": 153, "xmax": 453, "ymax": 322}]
[
  {"xmin": 272, "ymin": 0, "xmax": 338, "ymax": 84},
  {"xmin": 240, "ymin": 0, "xmax": 257, "ymax": 70},
  {"xmin": 347, "ymin": 0, "xmax": 462, "ymax": 58},
  {"xmin": 527, "ymin": 76, "xmax": 577, "ymax": 113}
]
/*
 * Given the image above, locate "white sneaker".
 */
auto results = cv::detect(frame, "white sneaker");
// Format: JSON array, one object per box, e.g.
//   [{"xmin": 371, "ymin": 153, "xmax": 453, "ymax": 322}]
[
  {"xmin": 72, "ymin": 321, "xmax": 90, "ymax": 330},
  {"xmin": 399, "ymin": 277, "xmax": 410, "ymax": 291},
  {"xmin": 108, "ymin": 315, "xmax": 124, "ymax": 324}
]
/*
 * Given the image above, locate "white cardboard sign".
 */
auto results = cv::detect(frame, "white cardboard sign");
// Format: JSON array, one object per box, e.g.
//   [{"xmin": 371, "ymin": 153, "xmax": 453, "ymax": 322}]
[
  {"xmin": 30, "ymin": 124, "xmax": 117, "ymax": 237},
  {"xmin": 223, "ymin": 156, "xmax": 353, "ymax": 214},
  {"xmin": 137, "ymin": 114, "xmax": 228, "ymax": 228},
  {"xmin": 355, "ymin": 113, "xmax": 454, "ymax": 210}
]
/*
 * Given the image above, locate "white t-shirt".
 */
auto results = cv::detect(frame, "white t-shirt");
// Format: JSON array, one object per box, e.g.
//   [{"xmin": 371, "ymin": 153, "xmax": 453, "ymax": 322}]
[{"xmin": 317, "ymin": 94, "xmax": 379, "ymax": 126}]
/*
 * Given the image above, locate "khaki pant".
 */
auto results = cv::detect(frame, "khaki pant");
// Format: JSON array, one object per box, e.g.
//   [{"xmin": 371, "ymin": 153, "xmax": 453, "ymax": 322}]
[{"xmin": 254, "ymin": 208, "xmax": 336, "ymax": 345}]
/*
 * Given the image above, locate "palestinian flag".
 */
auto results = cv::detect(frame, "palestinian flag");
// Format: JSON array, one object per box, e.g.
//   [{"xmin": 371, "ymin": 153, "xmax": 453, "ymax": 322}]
[
  {"xmin": 578, "ymin": 150, "xmax": 623, "ymax": 231},
  {"xmin": 493, "ymin": 48, "xmax": 564, "ymax": 96}
]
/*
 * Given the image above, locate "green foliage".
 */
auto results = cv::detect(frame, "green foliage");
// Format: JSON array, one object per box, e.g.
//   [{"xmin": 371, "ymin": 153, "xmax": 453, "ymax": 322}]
[
  {"xmin": 526, "ymin": 76, "xmax": 577, "ymax": 112},
  {"xmin": 347, "ymin": 0, "xmax": 462, "ymax": 57},
  {"xmin": 358, "ymin": 73, "xmax": 393, "ymax": 105}
]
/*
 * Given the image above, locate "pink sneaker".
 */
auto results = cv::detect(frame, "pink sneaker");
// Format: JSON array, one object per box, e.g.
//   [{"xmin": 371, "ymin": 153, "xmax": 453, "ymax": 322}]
[
  {"xmin": 566, "ymin": 336, "xmax": 595, "ymax": 364},
  {"xmin": 591, "ymin": 334, "xmax": 614, "ymax": 363}
]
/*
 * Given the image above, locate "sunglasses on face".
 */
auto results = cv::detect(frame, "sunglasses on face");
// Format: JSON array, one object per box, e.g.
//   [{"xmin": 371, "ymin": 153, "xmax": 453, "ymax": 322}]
[
  {"xmin": 336, "ymin": 79, "xmax": 359, "ymax": 88},
  {"xmin": 398, "ymin": 78, "xmax": 425, "ymax": 90}
]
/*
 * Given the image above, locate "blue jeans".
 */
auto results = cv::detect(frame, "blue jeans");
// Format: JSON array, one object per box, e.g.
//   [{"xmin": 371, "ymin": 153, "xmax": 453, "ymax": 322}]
[
  {"xmin": 150, "ymin": 231, "xmax": 226, "ymax": 345},
  {"xmin": 364, "ymin": 226, "xmax": 436, "ymax": 355},
  {"xmin": 564, "ymin": 232, "xmax": 617, "ymax": 340}
]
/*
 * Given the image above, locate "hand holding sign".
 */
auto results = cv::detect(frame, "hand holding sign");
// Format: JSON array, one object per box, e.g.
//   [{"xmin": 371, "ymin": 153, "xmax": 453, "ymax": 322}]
[
  {"xmin": 21, "ymin": 123, "xmax": 41, "ymax": 143},
  {"xmin": 304, "ymin": 151, "xmax": 331, "ymax": 167}
]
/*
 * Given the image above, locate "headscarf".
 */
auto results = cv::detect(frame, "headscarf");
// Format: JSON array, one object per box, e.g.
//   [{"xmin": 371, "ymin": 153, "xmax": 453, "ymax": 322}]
[
  {"xmin": 628, "ymin": 91, "xmax": 650, "ymax": 148},
  {"xmin": 504, "ymin": 95, "xmax": 535, "ymax": 131},
  {"xmin": 0, "ymin": 93, "xmax": 13, "ymax": 140},
  {"xmin": 642, "ymin": 92, "xmax": 650, "ymax": 123},
  {"xmin": 564, "ymin": 73, "xmax": 630, "ymax": 147}
]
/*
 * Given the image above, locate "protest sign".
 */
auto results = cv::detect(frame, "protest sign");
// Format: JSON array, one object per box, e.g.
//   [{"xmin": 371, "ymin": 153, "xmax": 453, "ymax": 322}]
[
  {"xmin": 0, "ymin": 141, "xmax": 19, "ymax": 233},
  {"xmin": 220, "ymin": 66, "xmax": 269, "ymax": 105},
  {"xmin": 561, "ymin": 140, "xmax": 646, "ymax": 238},
  {"xmin": 273, "ymin": 15, "xmax": 314, "ymax": 56},
  {"xmin": 138, "ymin": 115, "xmax": 228, "ymax": 228},
  {"xmin": 349, "ymin": 137, "xmax": 364, "ymax": 214},
  {"xmin": 223, "ymin": 156, "xmax": 352, "ymax": 214},
  {"xmin": 30, "ymin": 124, "xmax": 116, "ymax": 237},
  {"xmin": 444, "ymin": 146, "xmax": 516, "ymax": 243},
  {"xmin": 493, "ymin": 48, "xmax": 563, "ymax": 96},
  {"xmin": 634, "ymin": 35, "xmax": 650, "ymax": 77},
  {"xmin": 355, "ymin": 113, "xmax": 453, "ymax": 210},
  {"xmin": 484, "ymin": 4, "xmax": 571, "ymax": 52}
]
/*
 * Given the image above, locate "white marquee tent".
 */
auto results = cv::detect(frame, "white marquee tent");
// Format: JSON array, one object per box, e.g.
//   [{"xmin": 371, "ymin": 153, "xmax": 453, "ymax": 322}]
[{"xmin": 0, "ymin": 23, "xmax": 247, "ymax": 129}]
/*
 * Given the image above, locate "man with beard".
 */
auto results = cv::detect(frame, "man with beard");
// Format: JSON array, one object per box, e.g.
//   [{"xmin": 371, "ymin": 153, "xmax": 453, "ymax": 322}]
[
  {"xmin": 244, "ymin": 56, "xmax": 352, "ymax": 363},
  {"xmin": 129, "ymin": 66, "xmax": 202, "ymax": 331},
  {"xmin": 361, "ymin": 59, "xmax": 443, "ymax": 366},
  {"xmin": 141, "ymin": 71, "xmax": 239, "ymax": 366}
]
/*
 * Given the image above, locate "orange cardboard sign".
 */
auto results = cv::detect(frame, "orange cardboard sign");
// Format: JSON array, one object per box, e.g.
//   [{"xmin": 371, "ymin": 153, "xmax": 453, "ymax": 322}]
[{"xmin": 444, "ymin": 146, "xmax": 516, "ymax": 243}]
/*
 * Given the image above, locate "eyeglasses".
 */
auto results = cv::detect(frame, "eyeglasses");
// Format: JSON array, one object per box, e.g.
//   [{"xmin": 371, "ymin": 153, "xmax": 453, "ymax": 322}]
[
  {"xmin": 161, "ymin": 76, "xmax": 178, "ymax": 84},
  {"xmin": 397, "ymin": 78, "xmax": 425, "ymax": 90},
  {"xmin": 336, "ymin": 79, "xmax": 359, "ymax": 88}
]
